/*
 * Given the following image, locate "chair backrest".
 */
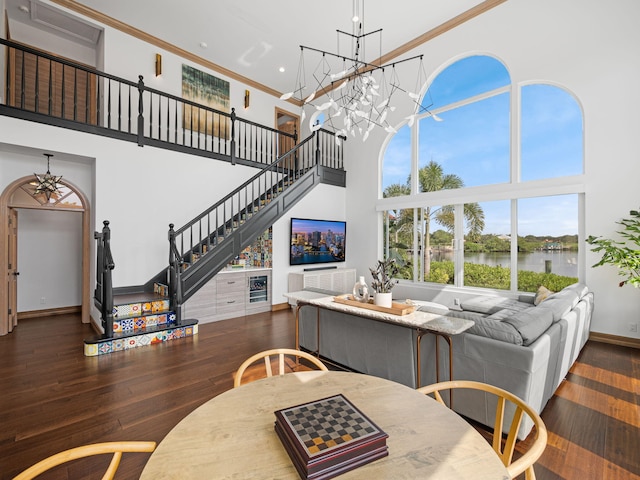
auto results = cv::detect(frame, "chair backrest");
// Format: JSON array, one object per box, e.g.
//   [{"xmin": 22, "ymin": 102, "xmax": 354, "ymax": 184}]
[
  {"xmin": 417, "ymin": 380, "xmax": 547, "ymax": 480},
  {"xmin": 233, "ymin": 348, "xmax": 328, "ymax": 387},
  {"xmin": 13, "ymin": 441, "xmax": 157, "ymax": 480}
]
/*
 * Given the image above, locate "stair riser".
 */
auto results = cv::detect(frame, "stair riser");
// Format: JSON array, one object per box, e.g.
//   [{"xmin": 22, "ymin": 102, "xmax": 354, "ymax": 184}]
[
  {"xmin": 113, "ymin": 300, "xmax": 170, "ymax": 318},
  {"xmin": 114, "ymin": 313, "xmax": 176, "ymax": 332},
  {"xmin": 84, "ymin": 325, "xmax": 198, "ymax": 356}
]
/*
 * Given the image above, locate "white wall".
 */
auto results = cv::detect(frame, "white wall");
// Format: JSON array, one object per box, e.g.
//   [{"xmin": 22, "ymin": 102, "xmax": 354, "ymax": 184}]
[
  {"xmin": 17, "ymin": 209, "xmax": 82, "ymax": 311},
  {"xmin": 342, "ymin": 0, "xmax": 640, "ymax": 340}
]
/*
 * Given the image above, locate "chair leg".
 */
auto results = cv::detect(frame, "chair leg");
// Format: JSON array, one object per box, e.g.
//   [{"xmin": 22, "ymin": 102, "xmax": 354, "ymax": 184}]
[{"xmin": 525, "ymin": 465, "xmax": 536, "ymax": 480}]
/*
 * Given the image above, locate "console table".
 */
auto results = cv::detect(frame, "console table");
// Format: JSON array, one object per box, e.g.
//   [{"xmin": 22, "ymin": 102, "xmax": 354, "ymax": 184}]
[{"xmin": 287, "ymin": 293, "xmax": 473, "ymax": 389}]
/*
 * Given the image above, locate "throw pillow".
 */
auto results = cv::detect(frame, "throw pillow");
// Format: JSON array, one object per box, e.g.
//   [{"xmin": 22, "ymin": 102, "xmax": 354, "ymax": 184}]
[{"xmin": 534, "ymin": 285, "xmax": 553, "ymax": 306}]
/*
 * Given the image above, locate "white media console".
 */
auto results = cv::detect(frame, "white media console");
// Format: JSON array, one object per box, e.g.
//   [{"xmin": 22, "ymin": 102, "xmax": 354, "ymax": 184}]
[{"xmin": 287, "ymin": 268, "xmax": 356, "ymax": 306}]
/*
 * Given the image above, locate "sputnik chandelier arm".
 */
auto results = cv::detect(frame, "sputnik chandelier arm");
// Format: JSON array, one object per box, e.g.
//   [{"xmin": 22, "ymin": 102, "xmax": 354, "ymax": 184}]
[
  {"xmin": 299, "ymin": 44, "xmax": 424, "ymax": 88},
  {"xmin": 280, "ymin": 0, "xmax": 438, "ymax": 143}
]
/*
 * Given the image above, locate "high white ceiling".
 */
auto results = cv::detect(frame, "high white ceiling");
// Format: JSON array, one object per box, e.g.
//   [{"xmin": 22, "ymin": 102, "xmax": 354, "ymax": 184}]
[{"xmin": 8, "ymin": 0, "xmax": 493, "ymax": 95}]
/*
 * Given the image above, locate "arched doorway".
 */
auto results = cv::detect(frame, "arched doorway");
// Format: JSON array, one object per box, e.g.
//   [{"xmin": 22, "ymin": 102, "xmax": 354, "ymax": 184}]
[{"xmin": 0, "ymin": 176, "xmax": 90, "ymax": 336}]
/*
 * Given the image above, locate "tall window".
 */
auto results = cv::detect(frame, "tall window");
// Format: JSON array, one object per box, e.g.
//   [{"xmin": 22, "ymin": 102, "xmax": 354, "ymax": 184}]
[
  {"xmin": 381, "ymin": 55, "xmax": 584, "ymax": 292},
  {"xmin": 521, "ymin": 84, "xmax": 583, "ymax": 181}
]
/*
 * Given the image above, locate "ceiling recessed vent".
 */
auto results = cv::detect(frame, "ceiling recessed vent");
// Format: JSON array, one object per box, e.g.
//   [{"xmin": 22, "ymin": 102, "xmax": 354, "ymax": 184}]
[{"xmin": 30, "ymin": 0, "xmax": 102, "ymax": 45}]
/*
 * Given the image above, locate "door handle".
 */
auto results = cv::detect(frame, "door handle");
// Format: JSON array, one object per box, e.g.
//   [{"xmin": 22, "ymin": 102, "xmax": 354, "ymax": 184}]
[{"xmin": 13, "ymin": 271, "xmax": 20, "ymax": 276}]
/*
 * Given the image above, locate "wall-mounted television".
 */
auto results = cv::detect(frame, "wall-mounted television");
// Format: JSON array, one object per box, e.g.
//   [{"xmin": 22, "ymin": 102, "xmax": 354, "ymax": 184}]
[{"xmin": 290, "ymin": 217, "xmax": 346, "ymax": 266}]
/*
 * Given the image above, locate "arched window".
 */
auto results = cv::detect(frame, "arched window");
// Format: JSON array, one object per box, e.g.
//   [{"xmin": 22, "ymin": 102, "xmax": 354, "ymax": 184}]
[
  {"xmin": 419, "ymin": 55, "xmax": 511, "ymax": 187},
  {"xmin": 380, "ymin": 55, "xmax": 584, "ymax": 292}
]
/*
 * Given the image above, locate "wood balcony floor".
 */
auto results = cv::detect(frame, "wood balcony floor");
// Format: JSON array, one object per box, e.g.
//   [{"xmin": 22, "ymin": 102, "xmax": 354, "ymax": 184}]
[{"xmin": 0, "ymin": 311, "xmax": 638, "ymax": 479}]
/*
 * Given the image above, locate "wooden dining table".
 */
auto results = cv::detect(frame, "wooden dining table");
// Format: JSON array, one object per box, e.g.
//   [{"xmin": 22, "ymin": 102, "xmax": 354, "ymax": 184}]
[{"xmin": 140, "ymin": 370, "xmax": 510, "ymax": 479}]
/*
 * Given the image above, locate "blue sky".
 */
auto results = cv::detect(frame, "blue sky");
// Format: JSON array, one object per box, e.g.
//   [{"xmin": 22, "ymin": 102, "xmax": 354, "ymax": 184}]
[{"xmin": 383, "ymin": 56, "xmax": 583, "ymax": 237}]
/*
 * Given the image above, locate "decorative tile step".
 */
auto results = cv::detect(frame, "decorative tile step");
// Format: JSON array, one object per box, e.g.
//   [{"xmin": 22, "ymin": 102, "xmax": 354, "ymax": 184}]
[
  {"xmin": 113, "ymin": 311, "xmax": 176, "ymax": 333},
  {"xmin": 84, "ymin": 319, "xmax": 198, "ymax": 357},
  {"xmin": 112, "ymin": 297, "xmax": 170, "ymax": 319}
]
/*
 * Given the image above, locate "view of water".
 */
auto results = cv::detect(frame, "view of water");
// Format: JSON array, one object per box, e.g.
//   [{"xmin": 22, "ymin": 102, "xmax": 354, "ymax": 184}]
[{"xmin": 431, "ymin": 250, "xmax": 578, "ymax": 277}]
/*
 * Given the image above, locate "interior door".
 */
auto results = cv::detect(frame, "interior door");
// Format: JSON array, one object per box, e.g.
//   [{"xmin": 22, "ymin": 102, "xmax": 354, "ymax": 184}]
[
  {"xmin": 7, "ymin": 209, "xmax": 18, "ymax": 329},
  {"xmin": 275, "ymin": 108, "xmax": 300, "ymax": 170}
]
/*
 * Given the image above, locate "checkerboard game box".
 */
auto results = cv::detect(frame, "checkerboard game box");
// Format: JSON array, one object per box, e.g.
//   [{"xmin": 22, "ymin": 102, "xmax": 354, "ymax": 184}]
[{"xmin": 274, "ymin": 394, "xmax": 388, "ymax": 480}]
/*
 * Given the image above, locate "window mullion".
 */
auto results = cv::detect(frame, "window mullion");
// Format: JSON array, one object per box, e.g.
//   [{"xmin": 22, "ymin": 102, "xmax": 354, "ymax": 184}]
[
  {"xmin": 454, "ymin": 204, "xmax": 464, "ymax": 287},
  {"xmin": 510, "ymin": 199, "xmax": 518, "ymax": 291}
]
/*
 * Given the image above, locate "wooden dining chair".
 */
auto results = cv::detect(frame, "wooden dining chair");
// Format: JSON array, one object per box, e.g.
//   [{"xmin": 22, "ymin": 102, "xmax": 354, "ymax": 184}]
[
  {"xmin": 233, "ymin": 348, "xmax": 328, "ymax": 387},
  {"xmin": 417, "ymin": 380, "xmax": 547, "ymax": 480},
  {"xmin": 12, "ymin": 441, "xmax": 157, "ymax": 480}
]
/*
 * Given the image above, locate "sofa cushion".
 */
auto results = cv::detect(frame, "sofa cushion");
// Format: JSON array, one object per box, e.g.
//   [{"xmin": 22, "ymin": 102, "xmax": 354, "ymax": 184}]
[
  {"xmin": 466, "ymin": 316, "xmax": 523, "ymax": 345},
  {"xmin": 407, "ymin": 300, "xmax": 450, "ymax": 315},
  {"xmin": 502, "ymin": 307, "xmax": 553, "ymax": 346},
  {"xmin": 535, "ymin": 294, "xmax": 576, "ymax": 322},
  {"xmin": 446, "ymin": 310, "xmax": 489, "ymax": 322},
  {"xmin": 559, "ymin": 282, "xmax": 589, "ymax": 300},
  {"xmin": 460, "ymin": 296, "xmax": 530, "ymax": 315},
  {"xmin": 448, "ymin": 310, "xmax": 523, "ymax": 344}
]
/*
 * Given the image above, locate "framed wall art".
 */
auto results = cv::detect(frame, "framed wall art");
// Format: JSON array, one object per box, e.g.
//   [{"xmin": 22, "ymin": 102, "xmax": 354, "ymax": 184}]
[{"xmin": 181, "ymin": 64, "xmax": 230, "ymax": 138}]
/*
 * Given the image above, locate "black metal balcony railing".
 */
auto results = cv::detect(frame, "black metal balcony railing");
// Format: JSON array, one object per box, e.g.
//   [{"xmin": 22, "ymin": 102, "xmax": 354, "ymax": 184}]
[{"xmin": 0, "ymin": 38, "xmax": 326, "ymax": 169}]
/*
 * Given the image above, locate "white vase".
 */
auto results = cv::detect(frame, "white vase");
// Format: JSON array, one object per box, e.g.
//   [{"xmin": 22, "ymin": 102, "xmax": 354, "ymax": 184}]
[
  {"xmin": 352, "ymin": 276, "xmax": 370, "ymax": 303},
  {"xmin": 374, "ymin": 292, "xmax": 392, "ymax": 308}
]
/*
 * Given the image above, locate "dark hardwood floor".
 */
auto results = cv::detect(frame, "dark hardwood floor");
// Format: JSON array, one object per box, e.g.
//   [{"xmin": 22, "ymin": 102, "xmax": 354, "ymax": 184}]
[{"xmin": 0, "ymin": 311, "xmax": 638, "ymax": 479}]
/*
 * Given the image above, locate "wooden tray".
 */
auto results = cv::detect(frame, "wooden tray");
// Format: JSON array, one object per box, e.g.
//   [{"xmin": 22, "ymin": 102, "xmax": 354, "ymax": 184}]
[{"xmin": 333, "ymin": 294, "xmax": 416, "ymax": 316}]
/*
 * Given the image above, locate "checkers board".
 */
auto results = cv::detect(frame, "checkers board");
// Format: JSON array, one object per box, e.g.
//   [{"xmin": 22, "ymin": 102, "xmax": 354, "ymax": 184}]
[{"xmin": 274, "ymin": 394, "xmax": 388, "ymax": 480}]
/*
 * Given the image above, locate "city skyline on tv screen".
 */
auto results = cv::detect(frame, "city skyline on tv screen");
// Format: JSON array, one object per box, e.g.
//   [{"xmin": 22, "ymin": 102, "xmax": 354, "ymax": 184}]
[{"xmin": 290, "ymin": 218, "xmax": 346, "ymax": 266}]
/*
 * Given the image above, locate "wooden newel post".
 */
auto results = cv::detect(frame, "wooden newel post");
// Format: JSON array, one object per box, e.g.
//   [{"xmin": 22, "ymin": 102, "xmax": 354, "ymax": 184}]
[
  {"xmin": 168, "ymin": 223, "xmax": 182, "ymax": 322},
  {"xmin": 99, "ymin": 220, "xmax": 115, "ymax": 338},
  {"xmin": 294, "ymin": 127, "xmax": 299, "ymax": 172},
  {"xmin": 314, "ymin": 130, "xmax": 320, "ymax": 169},
  {"xmin": 230, "ymin": 107, "xmax": 237, "ymax": 165},
  {"xmin": 137, "ymin": 75, "xmax": 145, "ymax": 147}
]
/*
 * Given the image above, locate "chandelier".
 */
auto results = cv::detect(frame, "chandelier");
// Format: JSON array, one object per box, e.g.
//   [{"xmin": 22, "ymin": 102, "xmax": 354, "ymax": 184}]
[
  {"xmin": 280, "ymin": 0, "xmax": 437, "ymax": 143},
  {"xmin": 33, "ymin": 153, "xmax": 63, "ymax": 201}
]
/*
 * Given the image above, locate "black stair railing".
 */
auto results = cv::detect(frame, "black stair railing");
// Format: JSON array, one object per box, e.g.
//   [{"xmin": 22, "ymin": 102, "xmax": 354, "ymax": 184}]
[
  {"xmin": 0, "ymin": 38, "xmax": 296, "ymax": 167},
  {"xmin": 94, "ymin": 220, "xmax": 115, "ymax": 338},
  {"xmin": 167, "ymin": 128, "xmax": 345, "ymax": 316}
]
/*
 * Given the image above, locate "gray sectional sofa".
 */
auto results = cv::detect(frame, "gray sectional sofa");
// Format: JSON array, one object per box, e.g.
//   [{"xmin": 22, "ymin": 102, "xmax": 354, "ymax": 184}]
[{"xmin": 296, "ymin": 283, "xmax": 594, "ymax": 438}]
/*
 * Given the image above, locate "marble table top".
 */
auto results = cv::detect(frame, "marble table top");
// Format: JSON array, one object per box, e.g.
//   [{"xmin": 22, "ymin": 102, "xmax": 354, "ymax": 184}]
[
  {"xmin": 140, "ymin": 371, "xmax": 510, "ymax": 479},
  {"xmin": 297, "ymin": 294, "xmax": 474, "ymax": 335}
]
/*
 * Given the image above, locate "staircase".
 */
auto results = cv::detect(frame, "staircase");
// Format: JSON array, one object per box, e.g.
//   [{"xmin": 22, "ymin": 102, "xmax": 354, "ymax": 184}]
[
  {"xmin": 85, "ymin": 129, "xmax": 345, "ymax": 356},
  {"xmin": 0, "ymin": 39, "xmax": 346, "ymax": 355}
]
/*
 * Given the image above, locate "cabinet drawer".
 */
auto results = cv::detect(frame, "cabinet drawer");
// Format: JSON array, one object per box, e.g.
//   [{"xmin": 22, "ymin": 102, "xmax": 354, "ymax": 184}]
[
  {"xmin": 216, "ymin": 273, "xmax": 246, "ymax": 293},
  {"xmin": 216, "ymin": 291, "xmax": 245, "ymax": 314}
]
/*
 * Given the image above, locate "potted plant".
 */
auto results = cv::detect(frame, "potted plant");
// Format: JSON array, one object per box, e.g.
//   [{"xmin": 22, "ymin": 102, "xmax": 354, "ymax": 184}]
[
  {"xmin": 586, "ymin": 208, "xmax": 640, "ymax": 287},
  {"xmin": 369, "ymin": 258, "xmax": 399, "ymax": 307}
]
